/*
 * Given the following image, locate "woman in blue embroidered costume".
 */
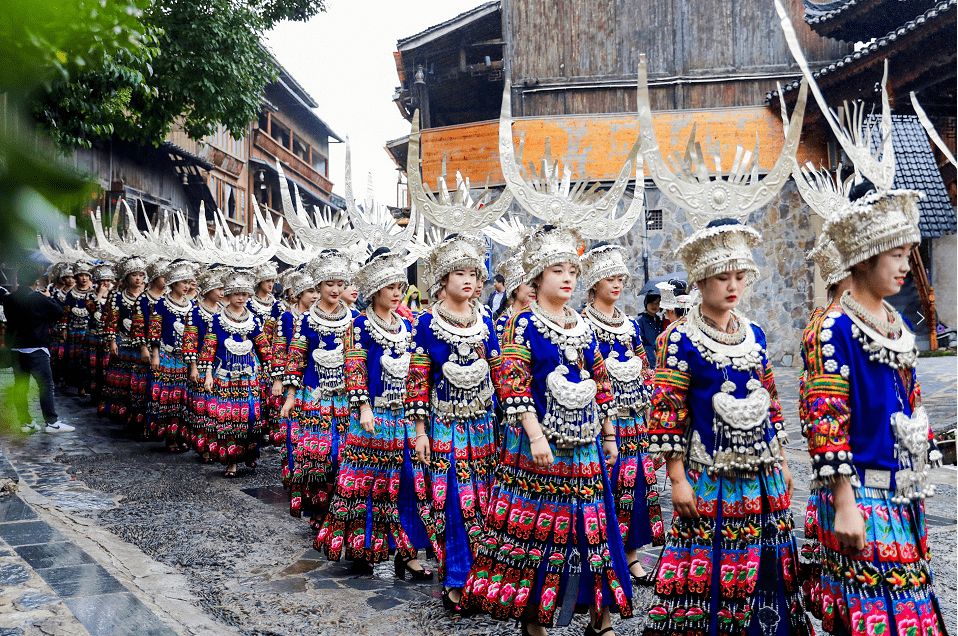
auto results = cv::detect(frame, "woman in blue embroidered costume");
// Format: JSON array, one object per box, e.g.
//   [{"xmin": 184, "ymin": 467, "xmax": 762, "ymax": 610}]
[
  {"xmin": 130, "ymin": 259, "xmax": 169, "ymax": 437},
  {"xmin": 198, "ymin": 270, "xmax": 272, "ymax": 478},
  {"xmin": 147, "ymin": 261, "xmax": 197, "ymax": 452},
  {"xmin": 86, "ymin": 263, "xmax": 115, "ymax": 412},
  {"xmin": 580, "ymin": 244, "xmax": 664, "ymax": 584},
  {"xmin": 314, "ymin": 248, "xmax": 432, "ymax": 579},
  {"xmin": 801, "ymin": 186, "xmax": 946, "ymax": 636},
  {"xmin": 460, "ymin": 226, "xmax": 633, "ymax": 636},
  {"xmin": 273, "ymin": 269, "xmax": 318, "ymax": 510},
  {"xmin": 493, "ymin": 252, "xmax": 536, "ymax": 348},
  {"xmin": 102, "ymin": 257, "xmax": 147, "ymax": 425},
  {"xmin": 405, "ymin": 235, "xmax": 500, "ymax": 611},
  {"xmin": 249, "ymin": 263, "xmax": 284, "ymax": 451},
  {"xmin": 643, "ymin": 219, "xmax": 809, "ymax": 636},
  {"xmin": 279, "ymin": 251, "xmax": 353, "ymax": 527},
  {"xmin": 183, "ymin": 267, "xmax": 226, "ymax": 462},
  {"xmin": 62, "ymin": 261, "xmax": 96, "ymax": 396}
]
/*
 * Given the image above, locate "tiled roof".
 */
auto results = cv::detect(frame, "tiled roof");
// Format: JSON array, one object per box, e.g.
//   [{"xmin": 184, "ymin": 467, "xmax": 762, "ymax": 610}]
[
  {"xmin": 766, "ymin": 0, "xmax": 956, "ymax": 102},
  {"xmin": 803, "ymin": 0, "xmax": 857, "ymax": 24},
  {"xmin": 869, "ymin": 114, "xmax": 956, "ymax": 238}
]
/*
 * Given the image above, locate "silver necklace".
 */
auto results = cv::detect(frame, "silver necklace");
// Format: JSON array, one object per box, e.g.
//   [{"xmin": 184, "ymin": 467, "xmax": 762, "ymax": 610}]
[
  {"xmin": 530, "ymin": 300, "xmax": 578, "ymax": 330},
  {"xmin": 839, "ymin": 291, "xmax": 902, "ymax": 336},
  {"xmin": 691, "ymin": 306, "xmax": 747, "ymax": 345},
  {"xmin": 584, "ymin": 303, "xmax": 632, "ymax": 336}
]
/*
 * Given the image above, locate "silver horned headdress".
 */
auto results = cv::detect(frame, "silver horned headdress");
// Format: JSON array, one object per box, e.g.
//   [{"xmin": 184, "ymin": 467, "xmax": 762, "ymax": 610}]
[
  {"xmin": 498, "ymin": 81, "xmax": 646, "ymax": 240},
  {"xmin": 675, "ymin": 221, "xmax": 762, "ymax": 285},
  {"xmin": 407, "ymin": 109, "xmax": 514, "ymax": 234},
  {"xmin": 637, "ymin": 54, "xmax": 808, "ymax": 230}
]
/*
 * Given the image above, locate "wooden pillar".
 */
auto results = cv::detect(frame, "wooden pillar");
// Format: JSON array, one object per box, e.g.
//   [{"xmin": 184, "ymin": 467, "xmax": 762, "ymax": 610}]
[{"xmin": 911, "ymin": 246, "xmax": 938, "ymax": 349}]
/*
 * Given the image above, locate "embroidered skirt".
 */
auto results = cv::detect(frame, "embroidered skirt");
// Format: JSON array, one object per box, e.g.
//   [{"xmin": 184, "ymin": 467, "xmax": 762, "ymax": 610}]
[
  {"xmin": 148, "ymin": 351, "xmax": 188, "ymax": 443},
  {"xmin": 423, "ymin": 411, "xmax": 498, "ymax": 586},
  {"xmin": 460, "ymin": 422, "xmax": 633, "ymax": 626},
  {"xmin": 803, "ymin": 486, "xmax": 946, "ymax": 636},
  {"xmin": 314, "ymin": 407, "xmax": 430, "ymax": 564},
  {"xmin": 207, "ymin": 375, "xmax": 262, "ymax": 466},
  {"xmin": 282, "ymin": 387, "xmax": 349, "ymax": 522},
  {"xmin": 644, "ymin": 466, "xmax": 810, "ymax": 636},
  {"xmin": 101, "ymin": 343, "xmax": 144, "ymax": 424},
  {"xmin": 186, "ymin": 378, "xmax": 215, "ymax": 455},
  {"xmin": 610, "ymin": 411, "xmax": 665, "ymax": 550}
]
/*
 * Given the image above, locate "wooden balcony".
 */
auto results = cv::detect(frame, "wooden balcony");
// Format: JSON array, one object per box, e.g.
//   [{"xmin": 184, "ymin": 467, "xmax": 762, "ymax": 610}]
[{"xmin": 253, "ymin": 129, "xmax": 333, "ymax": 195}]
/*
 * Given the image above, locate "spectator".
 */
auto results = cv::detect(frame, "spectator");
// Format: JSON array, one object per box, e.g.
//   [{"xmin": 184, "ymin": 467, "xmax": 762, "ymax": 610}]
[
  {"xmin": 487, "ymin": 274, "xmax": 507, "ymax": 317},
  {"xmin": 1, "ymin": 263, "xmax": 75, "ymax": 433},
  {"xmin": 635, "ymin": 292, "xmax": 663, "ymax": 365}
]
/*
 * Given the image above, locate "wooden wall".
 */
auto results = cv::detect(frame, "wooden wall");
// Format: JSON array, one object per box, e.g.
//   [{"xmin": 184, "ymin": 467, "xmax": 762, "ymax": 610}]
[
  {"xmin": 414, "ymin": 107, "xmax": 830, "ymax": 189},
  {"xmin": 503, "ymin": 0, "xmax": 850, "ymax": 115}
]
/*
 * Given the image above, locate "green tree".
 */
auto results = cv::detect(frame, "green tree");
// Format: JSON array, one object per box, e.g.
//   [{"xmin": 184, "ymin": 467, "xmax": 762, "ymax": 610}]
[{"xmin": 30, "ymin": 0, "xmax": 326, "ymax": 149}]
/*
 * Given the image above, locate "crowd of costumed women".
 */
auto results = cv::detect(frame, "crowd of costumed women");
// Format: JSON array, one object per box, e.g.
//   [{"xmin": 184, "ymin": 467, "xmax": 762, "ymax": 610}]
[{"xmin": 33, "ymin": 36, "xmax": 949, "ymax": 636}]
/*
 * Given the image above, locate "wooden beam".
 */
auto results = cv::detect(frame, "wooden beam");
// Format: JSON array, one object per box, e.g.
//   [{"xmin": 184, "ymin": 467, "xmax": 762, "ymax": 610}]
[{"xmin": 911, "ymin": 247, "xmax": 938, "ymax": 349}]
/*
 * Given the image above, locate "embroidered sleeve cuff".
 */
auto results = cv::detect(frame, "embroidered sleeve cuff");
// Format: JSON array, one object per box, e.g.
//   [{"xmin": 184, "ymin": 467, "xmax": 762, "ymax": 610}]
[
  {"xmin": 282, "ymin": 374, "xmax": 302, "ymax": 389},
  {"xmin": 182, "ymin": 352, "xmax": 197, "ymax": 364},
  {"xmin": 647, "ymin": 432, "xmax": 686, "ymax": 460},
  {"xmin": 405, "ymin": 400, "xmax": 429, "ymax": 419},
  {"xmin": 597, "ymin": 399, "xmax": 615, "ymax": 418},
  {"xmin": 502, "ymin": 395, "xmax": 535, "ymax": 417},
  {"xmin": 928, "ymin": 438, "xmax": 944, "ymax": 467},
  {"xmin": 348, "ymin": 388, "xmax": 370, "ymax": 405},
  {"xmin": 810, "ymin": 450, "xmax": 860, "ymax": 487}
]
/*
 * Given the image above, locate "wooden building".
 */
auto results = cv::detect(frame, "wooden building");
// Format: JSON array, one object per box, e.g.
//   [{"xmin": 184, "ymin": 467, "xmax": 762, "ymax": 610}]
[{"xmin": 386, "ymin": 0, "xmax": 955, "ymax": 360}]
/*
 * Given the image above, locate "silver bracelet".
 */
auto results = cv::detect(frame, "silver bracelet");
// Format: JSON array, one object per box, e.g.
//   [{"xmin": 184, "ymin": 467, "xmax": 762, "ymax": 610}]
[
  {"xmin": 529, "ymin": 434, "xmax": 546, "ymax": 444},
  {"xmin": 414, "ymin": 433, "xmax": 428, "ymax": 441}
]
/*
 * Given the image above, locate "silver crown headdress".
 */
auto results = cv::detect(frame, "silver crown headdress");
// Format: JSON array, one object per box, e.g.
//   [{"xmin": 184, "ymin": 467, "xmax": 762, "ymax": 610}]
[
  {"xmin": 146, "ymin": 258, "xmax": 171, "ymax": 282},
  {"xmin": 496, "ymin": 253, "xmax": 526, "ymax": 299},
  {"xmin": 657, "ymin": 281, "xmax": 691, "ymax": 311},
  {"xmin": 73, "ymin": 260, "xmax": 94, "ymax": 276},
  {"xmin": 520, "ymin": 226, "xmax": 583, "ymax": 284},
  {"xmin": 287, "ymin": 269, "xmax": 317, "ymax": 298},
  {"xmin": 164, "ymin": 260, "xmax": 198, "ymax": 286},
  {"xmin": 675, "ymin": 221, "xmax": 762, "ymax": 285},
  {"xmin": 356, "ymin": 250, "xmax": 409, "ymax": 297},
  {"xmin": 117, "ymin": 256, "xmax": 148, "ymax": 279},
  {"xmin": 581, "ymin": 244, "xmax": 630, "ymax": 291},
  {"xmin": 309, "ymin": 249, "xmax": 353, "ymax": 285},
  {"xmin": 637, "ymin": 54, "xmax": 808, "ymax": 230},
  {"xmin": 407, "ymin": 109, "xmax": 514, "ymax": 235},
  {"xmin": 197, "ymin": 267, "xmax": 227, "ymax": 296},
  {"xmin": 253, "ymin": 261, "xmax": 279, "ymax": 284},
  {"xmin": 91, "ymin": 262, "xmax": 116, "ymax": 283},
  {"xmin": 222, "ymin": 269, "xmax": 256, "ymax": 296},
  {"xmin": 424, "ymin": 234, "xmax": 486, "ymax": 293}
]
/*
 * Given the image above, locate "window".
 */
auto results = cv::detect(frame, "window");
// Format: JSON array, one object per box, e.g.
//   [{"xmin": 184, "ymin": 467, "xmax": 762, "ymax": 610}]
[
  {"xmin": 646, "ymin": 209, "xmax": 663, "ymax": 231},
  {"xmin": 270, "ymin": 119, "xmax": 291, "ymax": 150},
  {"xmin": 292, "ymin": 135, "xmax": 310, "ymax": 163},
  {"xmin": 208, "ymin": 123, "xmax": 246, "ymax": 160}
]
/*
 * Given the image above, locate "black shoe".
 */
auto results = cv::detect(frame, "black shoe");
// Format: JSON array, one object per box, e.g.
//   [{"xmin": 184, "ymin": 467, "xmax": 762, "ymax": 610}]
[
  {"xmin": 441, "ymin": 587, "xmax": 475, "ymax": 616},
  {"xmin": 628, "ymin": 559, "xmax": 655, "ymax": 586},
  {"xmin": 585, "ymin": 622, "xmax": 615, "ymax": 636},
  {"xmin": 394, "ymin": 554, "xmax": 433, "ymax": 580}
]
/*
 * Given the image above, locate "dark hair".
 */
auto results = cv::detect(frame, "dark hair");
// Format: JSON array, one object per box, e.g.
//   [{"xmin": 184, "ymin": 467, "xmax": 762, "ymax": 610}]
[
  {"xmin": 705, "ymin": 218, "xmax": 741, "ymax": 229},
  {"xmin": 644, "ymin": 294, "xmax": 661, "ymax": 308},
  {"xmin": 494, "ymin": 273, "xmax": 505, "ymax": 284},
  {"xmin": 849, "ymin": 179, "xmax": 877, "ymax": 202},
  {"xmin": 367, "ymin": 246, "xmax": 390, "ymax": 264}
]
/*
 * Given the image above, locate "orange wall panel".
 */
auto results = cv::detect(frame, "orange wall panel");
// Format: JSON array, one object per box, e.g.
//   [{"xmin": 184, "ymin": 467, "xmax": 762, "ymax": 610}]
[{"xmin": 415, "ymin": 107, "xmax": 828, "ymax": 189}]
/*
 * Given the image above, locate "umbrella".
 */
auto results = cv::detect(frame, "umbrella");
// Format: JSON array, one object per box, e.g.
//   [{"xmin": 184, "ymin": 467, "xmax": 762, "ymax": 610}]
[{"xmin": 639, "ymin": 271, "xmax": 688, "ymax": 297}]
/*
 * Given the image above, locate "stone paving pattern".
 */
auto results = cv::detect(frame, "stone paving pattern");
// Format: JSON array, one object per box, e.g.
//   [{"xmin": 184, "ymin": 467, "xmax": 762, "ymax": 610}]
[{"xmin": 0, "ymin": 357, "xmax": 955, "ymax": 636}]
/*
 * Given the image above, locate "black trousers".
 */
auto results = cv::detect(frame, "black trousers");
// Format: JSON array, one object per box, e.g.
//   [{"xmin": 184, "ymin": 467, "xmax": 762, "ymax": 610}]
[{"xmin": 11, "ymin": 350, "xmax": 58, "ymax": 425}]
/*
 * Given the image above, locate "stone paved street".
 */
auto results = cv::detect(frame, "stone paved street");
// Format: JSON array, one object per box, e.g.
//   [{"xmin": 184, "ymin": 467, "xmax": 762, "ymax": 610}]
[{"xmin": 0, "ymin": 358, "xmax": 955, "ymax": 636}]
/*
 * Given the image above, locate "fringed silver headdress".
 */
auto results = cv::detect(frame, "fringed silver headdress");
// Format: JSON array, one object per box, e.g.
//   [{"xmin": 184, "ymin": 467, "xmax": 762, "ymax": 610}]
[
  {"xmin": 91, "ymin": 262, "xmax": 116, "ymax": 283},
  {"xmin": 288, "ymin": 269, "xmax": 317, "ymax": 298},
  {"xmin": 118, "ymin": 256, "xmax": 147, "ymax": 279},
  {"xmin": 356, "ymin": 249, "xmax": 409, "ymax": 297},
  {"xmin": 222, "ymin": 269, "xmax": 256, "ymax": 296},
  {"xmin": 146, "ymin": 258, "xmax": 171, "ymax": 283},
  {"xmin": 675, "ymin": 221, "xmax": 762, "ymax": 285},
  {"xmin": 197, "ymin": 267, "xmax": 227, "ymax": 296},
  {"xmin": 164, "ymin": 260, "xmax": 198, "ymax": 286},
  {"xmin": 309, "ymin": 249, "xmax": 353, "ymax": 285},
  {"xmin": 581, "ymin": 244, "xmax": 630, "ymax": 291}
]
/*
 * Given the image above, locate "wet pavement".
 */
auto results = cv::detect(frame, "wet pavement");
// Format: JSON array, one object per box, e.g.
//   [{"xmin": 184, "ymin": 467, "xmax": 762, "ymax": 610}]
[{"xmin": 0, "ymin": 357, "xmax": 955, "ymax": 636}]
